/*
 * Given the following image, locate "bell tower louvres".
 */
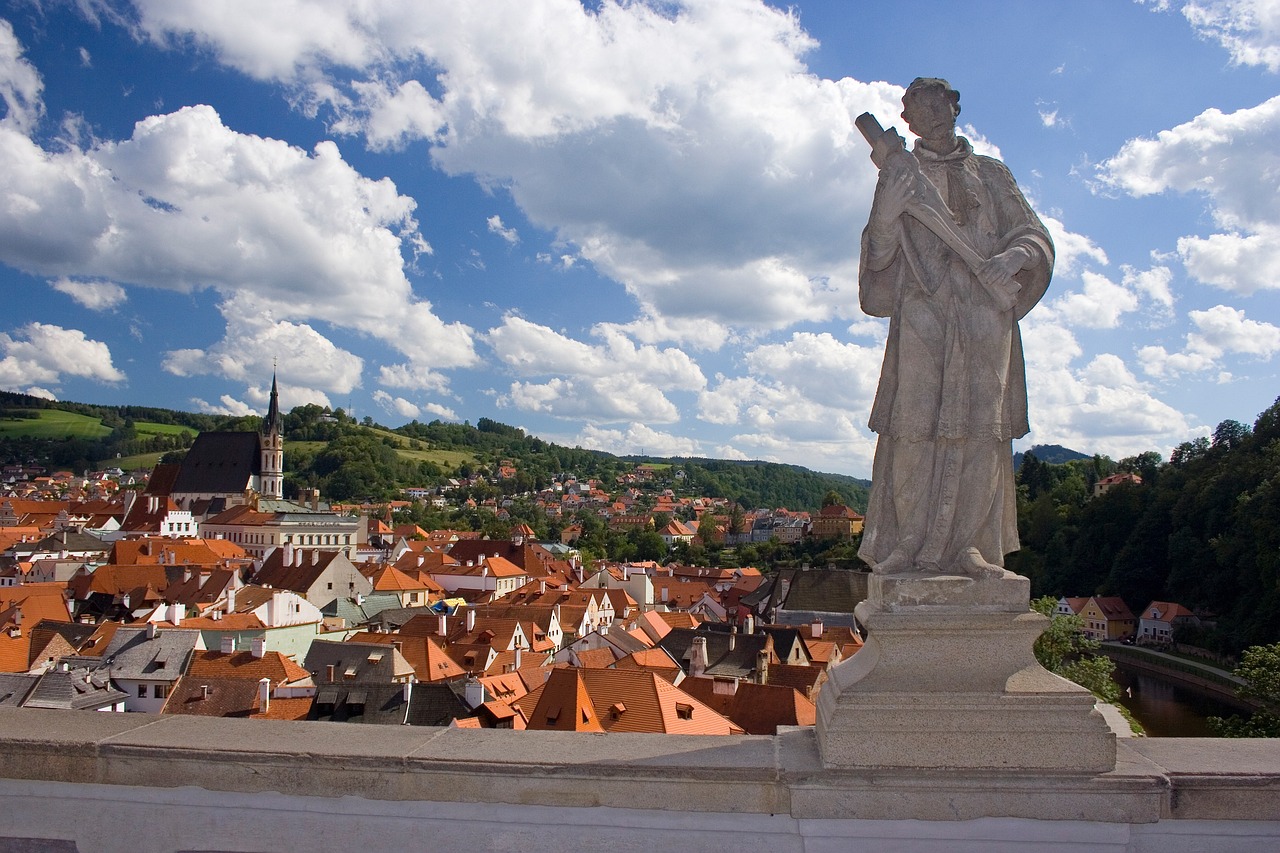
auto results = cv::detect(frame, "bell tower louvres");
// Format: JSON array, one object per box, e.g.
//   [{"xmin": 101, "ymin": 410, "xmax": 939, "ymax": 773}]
[{"xmin": 260, "ymin": 371, "xmax": 284, "ymax": 500}]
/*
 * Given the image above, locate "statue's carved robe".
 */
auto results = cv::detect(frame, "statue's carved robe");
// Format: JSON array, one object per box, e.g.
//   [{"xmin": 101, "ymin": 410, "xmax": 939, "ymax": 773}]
[{"xmin": 858, "ymin": 137, "xmax": 1053, "ymax": 572}]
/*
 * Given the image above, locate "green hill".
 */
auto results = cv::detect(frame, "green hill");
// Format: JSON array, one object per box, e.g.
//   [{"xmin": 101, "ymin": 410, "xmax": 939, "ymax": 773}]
[{"xmin": 0, "ymin": 392, "xmax": 867, "ymax": 514}]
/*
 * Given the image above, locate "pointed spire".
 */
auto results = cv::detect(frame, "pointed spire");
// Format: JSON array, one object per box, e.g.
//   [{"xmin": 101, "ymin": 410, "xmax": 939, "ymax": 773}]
[{"xmin": 263, "ymin": 369, "xmax": 282, "ymax": 435}]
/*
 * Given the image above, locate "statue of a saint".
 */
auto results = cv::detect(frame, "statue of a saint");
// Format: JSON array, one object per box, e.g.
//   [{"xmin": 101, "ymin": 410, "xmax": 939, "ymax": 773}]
[{"xmin": 856, "ymin": 78, "xmax": 1054, "ymax": 578}]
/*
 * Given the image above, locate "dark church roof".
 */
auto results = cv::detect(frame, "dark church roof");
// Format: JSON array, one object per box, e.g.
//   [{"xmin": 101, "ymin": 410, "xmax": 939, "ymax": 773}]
[{"xmin": 171, "ymin": 431, "xmax": 263, "ymax": 496}]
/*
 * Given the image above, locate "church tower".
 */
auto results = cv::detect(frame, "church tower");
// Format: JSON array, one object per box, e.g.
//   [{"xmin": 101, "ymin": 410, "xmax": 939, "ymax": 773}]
[{"xmin": 260, "ymin": 371, "xmax": 284, "ymax": 500}]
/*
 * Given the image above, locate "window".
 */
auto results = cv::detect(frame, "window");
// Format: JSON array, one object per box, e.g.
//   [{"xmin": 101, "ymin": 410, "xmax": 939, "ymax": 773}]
[
  {"xmin": 137, "ymin": 684, "xmax": 146, "ymax": 698},
  {"xmin": 675, "ymin": 703, "xmax": 693, "ymax": 720},
  {"xmin": 154, "ymin": 684, "xmax": 168, "ymax": 699}
]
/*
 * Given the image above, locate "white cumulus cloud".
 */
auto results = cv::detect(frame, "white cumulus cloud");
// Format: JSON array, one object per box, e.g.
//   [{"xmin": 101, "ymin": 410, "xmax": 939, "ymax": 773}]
[
  {"xmin": 50, "ymin": 277, "xmax": 128, "ymax": 311},
  {"xmin": 0, "ymin": 98, "xmax": 475, "ymax": 390},
  {"xmin": 161, "ymin": 302, "xmax": 364, "ymax": 399},
  {"xmin": 1178, "ymin": 0, "xmax": 1280, "ymax": 71},
  {"xmin": 372, "ymin": 389, "xmax": 421, "ymax": 419},
  {"xmin": 0, "ymin": 19, "xmax": 43, "ymax": 133},
  {"xmin": 0, "ymin": 322, "xmax": 124, "ymax": 391},
  {"xmin": 116, "ymin": 0, "xmax": 910, "ymax": 341},
  {"xmin": 1138, "ymin": 303, "xmax": 1280, "ymax": 378},
  {"xmin": 1098, "ymin": 95, "xmax": 1280, "ymax": 294}
]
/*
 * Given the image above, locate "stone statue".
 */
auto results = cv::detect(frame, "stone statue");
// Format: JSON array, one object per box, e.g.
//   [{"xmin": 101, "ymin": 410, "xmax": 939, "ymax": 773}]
[{"xmin": 855, "ymin": 78, "xmax": 1053, "ymax": 579}]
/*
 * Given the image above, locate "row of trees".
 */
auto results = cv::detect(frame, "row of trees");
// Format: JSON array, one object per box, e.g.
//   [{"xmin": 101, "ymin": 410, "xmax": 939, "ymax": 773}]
[{"xmin": 1010, "ymin": 398, "xmax": 1280, "ymax": 654}]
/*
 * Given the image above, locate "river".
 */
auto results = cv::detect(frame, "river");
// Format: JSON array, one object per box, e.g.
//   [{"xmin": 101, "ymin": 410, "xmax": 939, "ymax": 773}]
[{"xmin": 1111, "ymin": 664, "xmax": 1254, "ymax": 737}]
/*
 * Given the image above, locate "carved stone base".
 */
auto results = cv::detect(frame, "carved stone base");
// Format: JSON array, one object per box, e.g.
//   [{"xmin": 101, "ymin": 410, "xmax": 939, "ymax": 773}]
[{"xmin": 815, "ymin": 573, "xmax": 1117, "ymax": 772}]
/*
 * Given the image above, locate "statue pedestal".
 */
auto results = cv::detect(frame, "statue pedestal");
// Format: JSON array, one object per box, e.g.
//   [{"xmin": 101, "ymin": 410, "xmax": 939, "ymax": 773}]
[{"xmin": 815, "ymin": 572, "xmax": 1116, "ymax": 772}]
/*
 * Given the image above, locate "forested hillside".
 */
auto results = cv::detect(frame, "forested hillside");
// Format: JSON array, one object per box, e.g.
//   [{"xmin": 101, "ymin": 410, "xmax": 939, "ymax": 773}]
[
  {"xmin": 0, "ymin": 394, "xmax": 868, "ymax": 514},
  {"xmin": 1010, "ymin": 398, "xmax": 1280, "ymax": 653}
]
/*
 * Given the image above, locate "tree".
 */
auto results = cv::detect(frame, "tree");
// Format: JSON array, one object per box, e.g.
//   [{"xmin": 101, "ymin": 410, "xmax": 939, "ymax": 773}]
[
  {"xmin": 822, "ymin": 489, "xmax": 843, "ymax": 508},
  {"xmin": 1029, "ymin": 597, "xmax": 1121, "ymax": 703},
  {"xmin": 1208, "ymin": 642, "xmax": 1280, "ymax": 737}
]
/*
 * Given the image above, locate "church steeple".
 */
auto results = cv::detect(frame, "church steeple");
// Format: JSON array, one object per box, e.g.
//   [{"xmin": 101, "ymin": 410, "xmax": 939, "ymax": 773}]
[
  {"xmin": 260, "ymin": 369, "xmax": 284, "ymax": 500},
  {"xmin": 263, "ymin": 370, "xmax": 283, "ymax": 438}
]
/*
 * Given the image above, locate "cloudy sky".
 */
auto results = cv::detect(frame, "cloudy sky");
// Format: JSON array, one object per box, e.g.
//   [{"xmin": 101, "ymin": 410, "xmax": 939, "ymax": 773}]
[{"xmin": 2, "ymin": 0, "xmax": 1279, "ymax": 477}]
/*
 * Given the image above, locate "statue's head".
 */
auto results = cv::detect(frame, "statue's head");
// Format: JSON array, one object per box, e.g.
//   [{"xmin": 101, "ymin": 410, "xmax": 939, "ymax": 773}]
[
  {"xmin": 902, "ymin": 77, "xmax": 960, "ymax": 116},
  {"xmin": 901, "ymin": 77, "xmax": 961, "ymax": 140}
]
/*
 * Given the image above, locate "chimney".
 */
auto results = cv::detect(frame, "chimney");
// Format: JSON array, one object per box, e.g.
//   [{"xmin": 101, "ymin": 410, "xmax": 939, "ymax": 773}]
[
  {"xmin": 729, "ymin": 625, "xmax": 737, "ymax": 651},
  {"xmin": 464, "ymin": 676, "xmax": 485, "ymax": 709},
  {"xmin": 756, "ymin": 649, "xmax": 769, "ymax": 685},
  {"xmin": 221, "ymin": 635, "xmax": 235, "ymax": 655},
  {"xmin": 743, "ymin": 612, "xmax": 755, "ymax": 635},
  {"xmin": 402, "ymin": 681, "xmax": 413, "ymax": 703},
  {"xmin": 295, "ymin": 548, "xmax": 303, "ymax": 567},
  {"xmin": 466, "ymin": 609, "xmax": 476, "ymax": 632},
  {"xmin": 226, "ymin": 587, "xmax": 236, "ymax": 612},
  {"xmin": 201, "ymin": 684, "xmax": 210, "ymax": 700},
  {"xmin": 514, "ymin": 647, "xmax": 523, "ymax": 670},
  {"xmin": 258, "ymin": 678, "xmax": 271, "ymax": 714},
  {"xmin": 326, "ymin": 664, "xmax": 335, "ymax": 683},
  {"xmin": 283, "ymin": 542, "xmax": 293, "ymax": 566},
  {"xmin": 712, "ymin": 677, "xmax": 739, "ymax": 696},
  {"xmin": 539, "ymin": 580, "xmax": 546, "ymax": 594},
  {"xmin": 312, "ymin": 490, "xmax": 320, "ymax": 511},
  {"xmin": 690, "ymin": 636, "xmax": 709, "ymax": 677},
  {"xmin": 251, "ymin": 637, "xmax": 265, "ymax": 658},
  {"xmin": 811, "ymin": 619, "xmax": 824, "ymax": 639},
  {"xmin": 437, "ymin": 614, "xmax": 448, "ymax": 637},
  {"xmin": 146, "ymin": 622, "xmax": 157, "ymax": 640},
  {"xmin": 312, "ymin": 549, "xmax": 320, "ymax": 566},
  {"xmin": 167, "ymin": 603, "xmax": 182, "ymax": 626}
]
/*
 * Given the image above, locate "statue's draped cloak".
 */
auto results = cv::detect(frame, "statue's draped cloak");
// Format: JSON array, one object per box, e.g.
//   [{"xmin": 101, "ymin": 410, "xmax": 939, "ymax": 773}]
[{"xmin": 858, "ymin": 138, "xmax": 1053, "ymax": 569}]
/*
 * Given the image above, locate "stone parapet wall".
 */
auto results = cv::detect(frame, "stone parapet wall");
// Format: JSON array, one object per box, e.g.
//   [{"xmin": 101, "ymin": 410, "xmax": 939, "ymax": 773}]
[{"xmin": 0, "ymin": 708, "xmax": 1278, "ymax": 852}]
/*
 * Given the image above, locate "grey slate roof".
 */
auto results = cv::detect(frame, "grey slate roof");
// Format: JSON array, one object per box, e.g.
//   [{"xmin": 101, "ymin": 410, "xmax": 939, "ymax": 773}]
[
  {"xmin": 778, "ymin": 568, "xmax": 868, "ymax": 614},
  {"xmin": 96, "ymin": 626, "xmax": 201, "ymax": 681},
  {"xmin": 354, "ymin": 604, "xmax": 440, "ymax": 632},
  {"xmin": 0, "ymin": 673, "xmax": 38, "ymax": 706},
  {"xmin": 171, "ymin": 431, "xmax": 262, "ymax": 496},
  {"xmin": 657, "ymin": 626, "xmax": 769, "ymax": 680},
  {"xmin": 743, "ymin": 568, "xmax": 868, "ymax": 621},
  {"xmin": 303, "ymin": 639, "xmax": 408, "ymax": 684},
  {"xmin": 23, "ymin": 666, "xmax": 128, "ymax": 710},
  {"xmin": 308, "ymin": 682, "xmax": 410, "ymax": 724},
  {"xmin": 321, "ymin": 593, "xmax": 406, "ymax": 626},
  {"xmin": 9, "ymin": 529, "xmax": 109, "ymax": 557},
  {"xmin": 29, "ymin": 618, "xmax": 99, "ymax": 652},
  {"xmin": 405, "ymin": 682, "xmax": 471, "ymax": 726}
]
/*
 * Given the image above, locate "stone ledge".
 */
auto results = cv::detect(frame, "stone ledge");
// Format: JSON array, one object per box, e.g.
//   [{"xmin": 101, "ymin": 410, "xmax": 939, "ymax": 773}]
[{"xmin": 1, "ymin": 707, "xmax": 1278, "ymax": 827}]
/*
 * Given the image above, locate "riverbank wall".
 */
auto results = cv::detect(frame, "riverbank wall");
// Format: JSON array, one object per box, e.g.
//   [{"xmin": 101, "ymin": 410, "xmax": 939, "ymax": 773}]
[{"xmin": 1102, "ymin": 644, "xmax": 1262, "ymax": 711}]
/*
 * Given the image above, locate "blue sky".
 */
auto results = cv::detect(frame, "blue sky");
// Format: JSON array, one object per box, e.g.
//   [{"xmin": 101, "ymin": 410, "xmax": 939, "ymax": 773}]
[{"xmin": 2, "ymin": 0, "xmax": 1279, "ymax": 478}]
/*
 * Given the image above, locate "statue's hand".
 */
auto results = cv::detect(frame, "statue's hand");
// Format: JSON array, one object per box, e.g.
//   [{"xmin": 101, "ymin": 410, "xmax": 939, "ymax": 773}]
[
  {"xmin": 870, "ymin": 164, "xmax": 916, "ymax": 230},
  {"xmin": 978, "ymin": 247, "xmax": 1030, "ymax": 312}
]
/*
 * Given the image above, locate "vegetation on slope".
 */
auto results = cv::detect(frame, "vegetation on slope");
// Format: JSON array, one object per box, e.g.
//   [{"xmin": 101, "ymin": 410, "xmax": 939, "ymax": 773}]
[
  {"xmin": 0, "ymin": 393, "xmax": 868, "ymax": 519},
  {"xmin": 1010, "ymin": 397, "xmax": 1280, "ymax": 654}
]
